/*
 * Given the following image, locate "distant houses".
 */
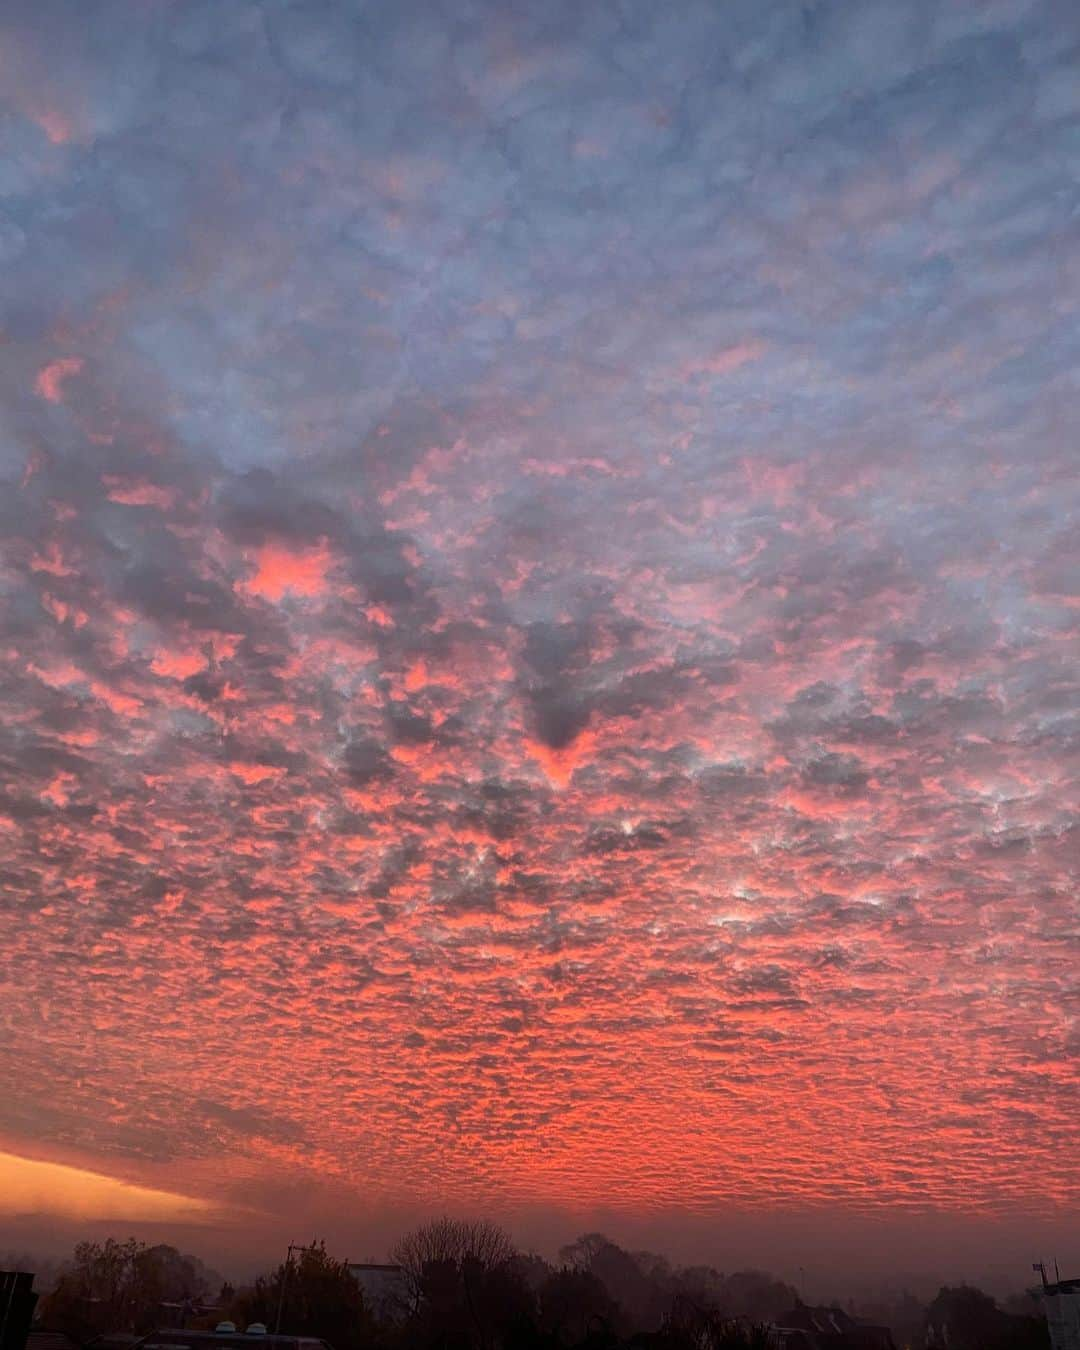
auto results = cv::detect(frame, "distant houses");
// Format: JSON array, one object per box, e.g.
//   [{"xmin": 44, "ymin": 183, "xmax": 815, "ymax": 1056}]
[
  {"xmin": 771, "ymin": 1302, "xmax": 895, "ymax": 1348},
  {"xmin": 344, "ymin": 1265, "xmax": 406, "ymax": 1321},
  {"xmin": 1035, "ymin": 1270, "xmax": 1080, "ymax": 1350}
]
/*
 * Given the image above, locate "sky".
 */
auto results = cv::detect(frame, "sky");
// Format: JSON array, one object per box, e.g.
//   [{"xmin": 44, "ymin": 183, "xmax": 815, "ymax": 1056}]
[{"xmin": 0, "ymin": 0, "xmax": 1077, "ymax": 1284}]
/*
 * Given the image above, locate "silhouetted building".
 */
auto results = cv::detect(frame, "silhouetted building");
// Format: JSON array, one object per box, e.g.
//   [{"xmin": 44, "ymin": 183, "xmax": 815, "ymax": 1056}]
[
  {"xmin": 345, "ymin": 1265, "xmax": 406, "ymax": 1320},
  {"xmin": 1035, "ymin": 1272, "xmax": 1080, "ymax": 1350},
  {"xmin": 26, "ymin": 1332, "xmax": 81, "ymax": 1350},
  {"xmin": 0, "ymin": 1273, "xmax": 38, "ymax": 1350},
  {"xmin": 773, "ymin": 1303, "xmax": 894, "ymax": 1349}
]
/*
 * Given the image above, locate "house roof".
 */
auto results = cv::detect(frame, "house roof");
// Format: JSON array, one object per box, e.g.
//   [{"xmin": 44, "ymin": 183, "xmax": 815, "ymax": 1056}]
[
  {"xmin": 774, "ymin": 1305, "xmax": 895, "ymax": 1349},
  {"xmin": 1042, "ymin": 1278, "xmax": 1080, "ymax": 1295},
  {"xmin": 27, "ymin": 1332, "xmax": 83, "ymax": 1350},
  {"xmin": 778, "ymin": 1306, "xmax": 862, "ymax": 1334}
]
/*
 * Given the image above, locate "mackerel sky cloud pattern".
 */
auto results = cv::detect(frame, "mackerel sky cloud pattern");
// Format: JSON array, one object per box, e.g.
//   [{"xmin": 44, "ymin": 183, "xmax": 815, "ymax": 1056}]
[{"xmin": 0, "ymin": 0, "xmax": 1077, "ymax": 1247}]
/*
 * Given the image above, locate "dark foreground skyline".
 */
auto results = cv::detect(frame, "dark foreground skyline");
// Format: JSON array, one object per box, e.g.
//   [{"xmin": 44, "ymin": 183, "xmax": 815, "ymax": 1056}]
[
  {"xmin": 9, "ymin": 1225, "xmax": 1067, "ymax": 1350},
  {"xmin": 1, "ymin": 0, "xmax": 1077, "ymax": 1277}
]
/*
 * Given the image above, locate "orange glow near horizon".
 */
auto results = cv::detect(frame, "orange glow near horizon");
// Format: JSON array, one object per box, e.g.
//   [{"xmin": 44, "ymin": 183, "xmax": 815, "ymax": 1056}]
[{"xmin": 0, "ymin": 1151, "xmax": 214, "ymax": 1223}]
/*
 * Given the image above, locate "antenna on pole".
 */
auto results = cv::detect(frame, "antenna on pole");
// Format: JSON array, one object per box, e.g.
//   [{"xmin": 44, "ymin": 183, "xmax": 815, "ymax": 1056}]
[
  {"xmin": 1032, "ymin": 1261, "xmax": 1049, "ymax": 1290},
  {"xmin": 275, "ymin": 1244, "xmax": 299, "ymax": 1335},
  {"xmin": 275, "ymin": 1243, "xmax": 318, "ymax": 1334}
]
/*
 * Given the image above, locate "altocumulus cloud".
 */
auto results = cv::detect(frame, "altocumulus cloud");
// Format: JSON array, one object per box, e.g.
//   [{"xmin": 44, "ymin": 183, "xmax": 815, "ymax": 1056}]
[{"xmin": 0, "ymin": 0, "xmax": 1077, "ymax": 1228}]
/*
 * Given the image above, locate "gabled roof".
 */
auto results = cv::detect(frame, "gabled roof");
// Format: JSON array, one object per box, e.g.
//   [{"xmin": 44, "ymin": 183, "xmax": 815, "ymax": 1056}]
[{"xmin": 778, "ymin": 1305, "xmax": 861, "ymax": 1334}]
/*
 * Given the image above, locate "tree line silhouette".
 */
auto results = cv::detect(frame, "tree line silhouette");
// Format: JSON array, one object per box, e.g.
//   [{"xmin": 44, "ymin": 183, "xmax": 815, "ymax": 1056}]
[{"xmin": 27, "ymin": 1222, "xmax": 1050, "ymax": 1350}]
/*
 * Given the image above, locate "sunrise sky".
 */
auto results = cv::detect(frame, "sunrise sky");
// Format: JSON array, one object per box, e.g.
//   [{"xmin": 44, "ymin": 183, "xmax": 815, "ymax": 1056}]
[{"xmin": 0, "ymin": 0, "xmax": 1077, "ymax": 1281}]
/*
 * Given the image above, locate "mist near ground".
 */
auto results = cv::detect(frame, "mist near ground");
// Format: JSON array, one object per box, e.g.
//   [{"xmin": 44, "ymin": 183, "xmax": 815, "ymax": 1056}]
[{"xmin": 3, "ymin": 1202, "xmax": 1074, "ymax": 1300}]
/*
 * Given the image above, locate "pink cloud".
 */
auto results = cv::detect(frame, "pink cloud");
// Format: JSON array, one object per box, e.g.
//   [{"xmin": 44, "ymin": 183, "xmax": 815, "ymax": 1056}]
[
  {"xmin": 150, "ymin": 645, "xmax": 207, "ymax": 680},
  {"xmin": 241, "ymin": 541, "xmax": 334, "ymax": 602},
  {"xmin": 104, "ymin": 477, "xmax": 178, "ymax": 510},
  {"xmin": 35, "ymin": 357, "xmax": 84, "ymax": 404},
  {"xmin": 678, "ymin": 340, "xmax": 767, "ymax": 381},
  {"xmin": 35, "ymin": 108, "xmax": 75, "ymax": 145}
]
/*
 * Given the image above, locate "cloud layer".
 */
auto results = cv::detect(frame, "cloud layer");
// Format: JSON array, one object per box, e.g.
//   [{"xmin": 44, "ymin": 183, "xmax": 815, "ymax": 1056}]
[{"xmin": 0, "ymin": 0, "xmax": 1077, "ymax": 1235}]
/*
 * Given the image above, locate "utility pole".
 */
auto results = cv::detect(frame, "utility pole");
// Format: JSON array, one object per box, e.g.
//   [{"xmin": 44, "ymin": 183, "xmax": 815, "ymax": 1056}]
[{"xmin": 274, "ymin": 1244, "xmax": 316, "ymax": 1335}]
